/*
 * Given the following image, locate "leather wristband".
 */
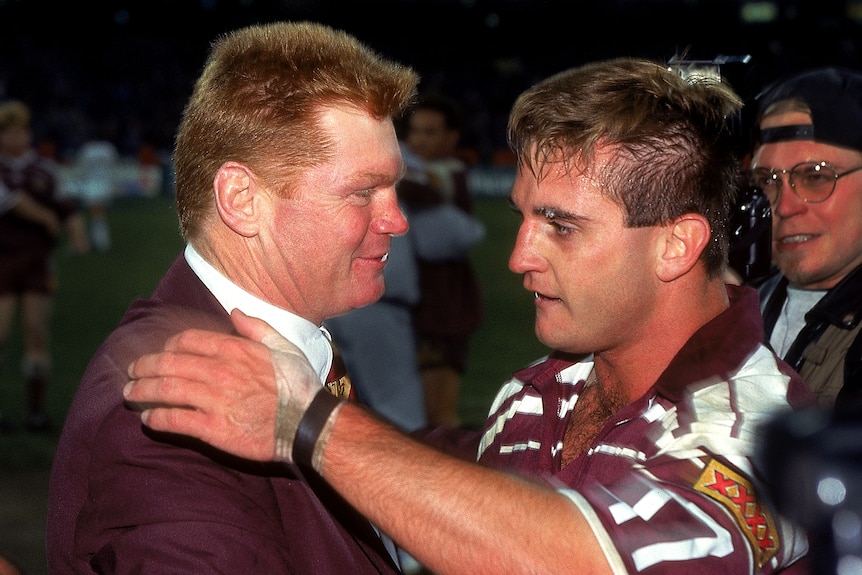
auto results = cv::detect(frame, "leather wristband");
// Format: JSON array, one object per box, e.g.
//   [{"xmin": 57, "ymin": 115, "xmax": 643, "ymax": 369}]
[{"xmin": 293, "ymin": 388, "xmax": 343, "ymax": 469}]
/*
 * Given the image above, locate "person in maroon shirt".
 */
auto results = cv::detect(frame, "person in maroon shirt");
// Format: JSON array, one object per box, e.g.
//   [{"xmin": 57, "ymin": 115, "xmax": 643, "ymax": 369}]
[
  {"xmin": 0, "ymin": 100, "xmax": 88, "ymax": 432},
  {"xmin": 403, "ymin": 93, "xmax": 484, "ymax": 428},
  {"xmin": 127, "ymin": 58, "xmax": 814, "ymax": 574}
]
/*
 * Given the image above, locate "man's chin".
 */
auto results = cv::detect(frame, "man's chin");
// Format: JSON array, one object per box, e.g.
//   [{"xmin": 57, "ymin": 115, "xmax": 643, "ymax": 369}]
[
  {"xmin": 534, "ymin": 325, "xmax": 562, "ymax": 351},
  {"xmin": 351, "ymin": 287, "xmax": 387, "ymax": 311},
  {"xmin": 781, "ymin": 262, "xmax": 836, "ymax": 290}
]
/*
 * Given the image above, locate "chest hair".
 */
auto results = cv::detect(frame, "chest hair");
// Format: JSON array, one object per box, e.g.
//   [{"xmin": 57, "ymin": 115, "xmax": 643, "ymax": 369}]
[{"xmin": 561, "ymin": 371, "xmax": 624, "ymax": 466}]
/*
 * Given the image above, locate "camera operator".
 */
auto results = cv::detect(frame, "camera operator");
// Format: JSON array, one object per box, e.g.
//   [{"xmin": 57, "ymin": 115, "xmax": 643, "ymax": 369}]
[{"xmin": 748, "ymin": 67, "xmax": 862, "ymax": 412}]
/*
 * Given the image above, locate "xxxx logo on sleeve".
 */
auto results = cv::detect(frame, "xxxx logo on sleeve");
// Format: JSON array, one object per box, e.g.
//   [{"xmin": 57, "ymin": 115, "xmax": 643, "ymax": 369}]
[{"xmin": 694, "ymin": 458, "xmax": 779, "ymax": 569}]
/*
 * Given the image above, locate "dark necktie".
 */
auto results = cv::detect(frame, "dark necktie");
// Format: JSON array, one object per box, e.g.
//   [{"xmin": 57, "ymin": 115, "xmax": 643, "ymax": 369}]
[
  {"xmin": 324, "ymin": 341, "xmax": 355, "ymax": 401},
  {"xmin": 322, "ymin": 342, "xmax": 399, "ymax": 566}
]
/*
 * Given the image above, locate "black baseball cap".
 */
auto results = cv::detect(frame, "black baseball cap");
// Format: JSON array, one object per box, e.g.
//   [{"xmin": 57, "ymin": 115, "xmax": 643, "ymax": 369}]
[{"xmin": 755, "ymin": 67, "xmax": 862, "ymax": 152}]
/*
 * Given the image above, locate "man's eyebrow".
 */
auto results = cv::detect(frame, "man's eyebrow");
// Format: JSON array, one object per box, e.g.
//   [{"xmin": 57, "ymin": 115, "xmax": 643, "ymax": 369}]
[
  {"xmin": 348, "ymin": 169, "xmax": 402, "ymax": 188},
  {"xmin": 535, "ymin": 205, "xmax": 579, "ymax": 221},
  {"xmin": 507, "ymin": 198, "xmax": 580, "ymax": 221}
]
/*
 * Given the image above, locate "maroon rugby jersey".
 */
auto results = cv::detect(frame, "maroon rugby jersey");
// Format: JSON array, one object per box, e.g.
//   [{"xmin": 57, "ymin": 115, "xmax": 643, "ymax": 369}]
[
  {"xmin": 0, "ymin": 149, "xmax": 78, "ymax": 252},
  {"xmin": 477, "ymin": 285, "xmax": 812, "ymax": 574}
]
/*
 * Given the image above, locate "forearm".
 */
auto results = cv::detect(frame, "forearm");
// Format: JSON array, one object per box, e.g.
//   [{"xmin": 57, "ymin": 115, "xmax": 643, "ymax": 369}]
[
  {"xmin": 124, "ymin": 315, "xmax": 614, "ymax": 573},
  {"xmin": 12, "ymin": 194, "xmax": 60, "ymax": 234},
  {"xmin": 319, "ymin": 402, "xmax": 613, "ymax": 575}
]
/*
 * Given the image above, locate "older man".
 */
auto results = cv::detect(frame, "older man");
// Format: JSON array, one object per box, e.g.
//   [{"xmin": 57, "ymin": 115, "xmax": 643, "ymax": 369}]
[
  {"xmin": 47, "ymin": 21, "xmax": 418, "ymax": 574},
  {"xmin": 749, "ymin": 67, "xmax": 862, "ymax": 411}
]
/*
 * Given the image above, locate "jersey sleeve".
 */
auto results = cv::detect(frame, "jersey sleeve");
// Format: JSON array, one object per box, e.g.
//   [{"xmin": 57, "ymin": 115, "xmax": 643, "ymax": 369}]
[{"xmin": 559, "ymin": 454, "xmax": 806, "ymax": 574}]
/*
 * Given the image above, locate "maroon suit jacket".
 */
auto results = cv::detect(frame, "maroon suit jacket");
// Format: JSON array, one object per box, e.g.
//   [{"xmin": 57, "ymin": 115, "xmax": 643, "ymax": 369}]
[{"xmin": 47, "ymin": 255, "xmax": 400, "ymax": 574}]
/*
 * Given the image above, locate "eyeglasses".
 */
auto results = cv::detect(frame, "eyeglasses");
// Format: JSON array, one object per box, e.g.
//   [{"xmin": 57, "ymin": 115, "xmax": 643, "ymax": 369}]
[{"xmin": 749, "ymin": 161, "xmax": 862, "ymax": 204}]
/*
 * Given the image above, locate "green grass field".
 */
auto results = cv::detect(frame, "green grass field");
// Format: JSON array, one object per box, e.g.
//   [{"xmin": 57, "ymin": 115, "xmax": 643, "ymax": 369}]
[{"xmin": 0, "ymin": 194, "xmax": 549, "ymax": 470}]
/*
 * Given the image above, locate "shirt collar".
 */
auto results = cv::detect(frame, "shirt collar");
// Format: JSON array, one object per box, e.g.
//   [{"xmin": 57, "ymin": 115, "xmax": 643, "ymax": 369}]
[
  {"xmin": 654, "ymin": 284, "xmax": 765, "ymax": 401},
  {"xmin": 184, "ymin": 243, "xmax": 332, "ymax": 382}
]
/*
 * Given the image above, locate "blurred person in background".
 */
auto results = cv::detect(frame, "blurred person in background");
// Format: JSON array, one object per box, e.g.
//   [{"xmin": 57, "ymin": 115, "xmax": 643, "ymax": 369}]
[
  {"xmin": 749, "ymin": 67, "xmax": 862, "ymax": 411},
  {"xmin": 325, "ymin": 143, "xmax": 485, "ymax": 434},
  {"xmin": 72, "ymin": 118, "xmax": 120, "ymax": 252},
  {"xmin": 0, "ymin": 99, "xmax": 88, "ymax": 432},
  {"xmin": 404, "ymin": 92, "xmax": 484, "ymax": 427}
]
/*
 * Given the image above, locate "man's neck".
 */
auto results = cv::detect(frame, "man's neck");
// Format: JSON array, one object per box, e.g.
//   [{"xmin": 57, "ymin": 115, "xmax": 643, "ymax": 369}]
[{"xmin": 593, "ymin": 278, "xmax": 730, "ymax": 403}]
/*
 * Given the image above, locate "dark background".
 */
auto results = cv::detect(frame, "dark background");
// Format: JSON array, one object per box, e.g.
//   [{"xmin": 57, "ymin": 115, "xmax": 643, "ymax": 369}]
[{"xmin": 1, "ymin": 0, "xmax": 861, "ymax": 165}]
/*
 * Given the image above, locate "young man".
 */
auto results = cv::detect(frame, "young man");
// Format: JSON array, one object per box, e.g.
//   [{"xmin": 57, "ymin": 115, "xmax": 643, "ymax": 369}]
[
  {"xmin": 748, "ymin": 67, "xmax": 862, "ymax": 410},
  {"xmin": 126, "ymin": 58, "xmax": 813, "ymax": 574},
  {"xmin": 0, "ymin": 100, "xmax": 88, "ymax": 432},
  {"xmin": 47, "ymin": 22, "xmax": 418, "ymax": 573}
]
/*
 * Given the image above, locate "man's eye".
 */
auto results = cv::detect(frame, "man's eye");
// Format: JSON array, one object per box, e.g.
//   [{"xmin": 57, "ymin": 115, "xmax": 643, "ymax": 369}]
[
  {"xmin": 801, "ymin": 171, "xmax": 831, "ymax": 185},
  {"xmin": 551, "ymin": 221, "xmax": 574, "ymax": 236},
  {"xmin": 351, "ymin": 189, "xmax": 375, "ymax": 204}
]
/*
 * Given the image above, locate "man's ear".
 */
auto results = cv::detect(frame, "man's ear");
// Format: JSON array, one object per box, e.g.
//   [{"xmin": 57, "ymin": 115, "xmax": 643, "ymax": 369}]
[
  {"xmin": 655, "ymin": 214, "xmax": 711, "ymax": 282},
  {"xmin": 213, "ymin": 161, "xmax": 261, "ymax": 237}
]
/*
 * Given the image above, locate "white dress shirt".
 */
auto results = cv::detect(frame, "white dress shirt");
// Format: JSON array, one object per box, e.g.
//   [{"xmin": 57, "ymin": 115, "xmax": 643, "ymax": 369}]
[{"xmin": 184, "ymin": 243, "xmax": 333, "ymax": 383}]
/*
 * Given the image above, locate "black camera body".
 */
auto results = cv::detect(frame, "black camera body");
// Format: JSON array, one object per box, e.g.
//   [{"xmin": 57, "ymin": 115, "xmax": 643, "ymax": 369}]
[{"xmin": 728, "ymin": 185, "xmax": 772, "ymax": 282}]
